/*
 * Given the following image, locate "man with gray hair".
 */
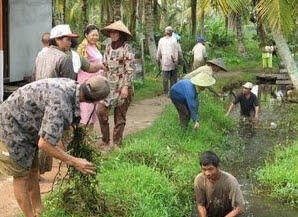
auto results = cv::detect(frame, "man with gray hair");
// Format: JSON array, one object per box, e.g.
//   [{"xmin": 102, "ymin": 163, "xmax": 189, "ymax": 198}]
[
  {"xmin": 156, "ymin": 26, "xmax": 179, "ymax": 94},
  {"xmin": 0, "ymin": 76, "xmax": 109, "ymax": 217}
]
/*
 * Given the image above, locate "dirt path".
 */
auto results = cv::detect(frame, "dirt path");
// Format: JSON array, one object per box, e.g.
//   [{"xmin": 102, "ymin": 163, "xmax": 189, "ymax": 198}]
[{"xmin": 0, "ymin": 96, "xmax": 169, "ymax": 217}]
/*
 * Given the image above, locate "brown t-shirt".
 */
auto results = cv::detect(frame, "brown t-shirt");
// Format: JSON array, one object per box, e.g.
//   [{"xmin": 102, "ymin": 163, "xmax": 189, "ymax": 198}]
[{"xmin": 194, "ymin": 170, "xmax": 245, "ymax": 217}]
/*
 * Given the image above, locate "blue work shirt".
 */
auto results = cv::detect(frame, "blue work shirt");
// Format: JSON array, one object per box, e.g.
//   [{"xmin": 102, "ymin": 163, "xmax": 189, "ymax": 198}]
[{"xmin": 170, "ymin": 80, "xmax": 198, "ymax": 122}]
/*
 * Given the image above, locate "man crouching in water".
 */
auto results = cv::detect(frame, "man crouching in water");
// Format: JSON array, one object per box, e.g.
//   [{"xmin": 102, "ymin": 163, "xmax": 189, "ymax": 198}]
[{"xmin": 194, "ymin": 151, "xmax": 245, "ymax": 217}]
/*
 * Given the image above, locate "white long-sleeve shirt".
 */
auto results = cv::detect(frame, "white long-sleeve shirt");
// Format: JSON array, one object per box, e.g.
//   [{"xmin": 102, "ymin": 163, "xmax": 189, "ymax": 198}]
[{"xmin": 156, "ymin": 36, "xmax": 178, "ymax": 71}]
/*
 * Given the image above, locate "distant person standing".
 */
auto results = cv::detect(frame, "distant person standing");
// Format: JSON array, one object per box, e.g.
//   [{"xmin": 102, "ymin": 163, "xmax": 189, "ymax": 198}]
[
  {"xmin": 194, "ymin": 151, "xmax": 245, "ymax": 217},
  {"xmin": 262, "ymin": 44, "xmax": 274, "ymax": 73},
  {"xmin": 192, "ymin": 36, "xmax": 207, "ymax": 70},
  {"xmin": 156, "ymin": 26, "xmax": 179, "ymax": 94}
]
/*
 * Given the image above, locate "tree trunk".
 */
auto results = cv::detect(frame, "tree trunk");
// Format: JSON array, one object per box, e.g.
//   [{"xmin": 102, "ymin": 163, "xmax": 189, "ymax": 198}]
[
  {"xmin": 235, "ymin": 15, "xmax": 248, "ymax": 58},
  {"xmin": 114, "ymin": 0, "xmax": 122, "ymax": 21},
  {"xmin": 138, "ymin": 0, "xmax": 144, "ymax": 23},
  {"xmin": 160, "ymin": 0, "xmax": 167, "ymax": 30},
  {"xmin": 191, "ymin": 0, "xmax": 197, "ymax": 37},
  {"xmin": 106, "ymin": 2, "xmax": 112, "ymax": 24},
  {"xmin": 129, "ymin": 0, "xmax": 137, "ymax": 37},
  {"xmin": 273, "ymin": 32, "xmax": 298, "ymax": 90},
  {"xmin": 200, "ymin": 10, "xmax": 205, "ymax": 37},
  {"xmin": 144, "ymin": 0, "xmax": 157, "ymax": 61},
  {"xmin": 257, "ymin": 21, "xmax": 267, "ymax": 48},
  {"xmin": 153, "ymin": 0, "xmax": 160, "ymax": 31},
  {"xmin": 62, "ymin": 0, "xmax": 66, "ymax": 23},
  {"xmin": 100, "ymin": 2, "xmax": 104, "ymax": 27},
  {"xmin": 82, "ymin": 0, "xmax": 88, "ymax": 28}
]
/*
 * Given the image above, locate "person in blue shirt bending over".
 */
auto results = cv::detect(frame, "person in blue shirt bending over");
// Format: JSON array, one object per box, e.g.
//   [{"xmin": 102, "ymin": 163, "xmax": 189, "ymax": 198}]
[{"xmin": 170, "ymin": 72, "xmax": 216, "ymax": 130}]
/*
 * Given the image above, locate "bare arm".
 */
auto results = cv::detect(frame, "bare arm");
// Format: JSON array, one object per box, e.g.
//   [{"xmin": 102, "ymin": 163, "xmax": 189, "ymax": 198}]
[
  {"xmin": 197, "ymin": 205, "xmax": 207, "ymax": 217},
  {"xmin": 225, "ymin": 206, "xmax": 245, "ymax": 217},
  {"xmin": 38, "ymin": 137, "xmax": 95, "ymax": 175},
  {"xmin": 87, "ymin": 62, "xmax": 107, "ymax": 73},
  {"xmin": 226, "ymin": 103, "xmax": 235, "ymax": 116},
  {"xmin": 254, "ymin": 106, "xmax": 260, "ymax": 121}
]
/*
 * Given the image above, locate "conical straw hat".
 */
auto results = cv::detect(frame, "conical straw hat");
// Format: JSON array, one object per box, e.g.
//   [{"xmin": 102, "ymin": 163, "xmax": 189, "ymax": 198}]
[
  {"xmin": 190, "ymin": 72, "xmax": 216, "ymax": 87},
  {"xmin": 207, "ymin": 58, "xmax": 227, "ymax": 71},
  {"xmin": 101, "ymin": 20, "xmax": 133, "ymax": 39}
]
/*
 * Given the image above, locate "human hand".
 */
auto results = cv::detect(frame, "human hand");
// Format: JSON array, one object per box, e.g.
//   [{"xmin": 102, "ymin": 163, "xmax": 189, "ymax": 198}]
[
  {"xmin": 120, "ymin": 86, "xmax": 128, "ymax": 99},
  {"xmin": 73, "ymin": 158, "xmax": 96, "ymax": 175},
  {"xmin": 194, "ymin": 121, "xmax": 200, "ymax": 130}
]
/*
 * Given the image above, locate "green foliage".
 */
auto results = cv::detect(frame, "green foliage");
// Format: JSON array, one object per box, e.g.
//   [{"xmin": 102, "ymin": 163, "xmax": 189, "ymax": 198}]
[
  {"xmin": 256, "ymin": 141, "xmax": 298, "ymax": 206},
  {"xmin": 42, "ymin": 92, "xmax": 236, "ymax": 217},
  {"xmin": 205, "ymin": 17, "xmax": 234, "ymax": 48}
]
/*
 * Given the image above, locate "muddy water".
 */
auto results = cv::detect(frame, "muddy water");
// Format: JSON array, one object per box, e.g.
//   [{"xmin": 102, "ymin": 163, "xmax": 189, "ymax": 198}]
[{"xmin": 224, "ymin": 84, "xmax": 298, "ymax": 217}]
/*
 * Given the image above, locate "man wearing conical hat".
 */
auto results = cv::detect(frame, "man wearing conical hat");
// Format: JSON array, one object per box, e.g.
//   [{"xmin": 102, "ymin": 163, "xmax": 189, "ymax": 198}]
[
  {"xmin": 97, "ymin": 20, "xmax": 135, "ymax": 150},
  {"xmin": 184, "ymin": 58, "xmax": 227, "ymax": 80},
  {"xmin": 169, "ymin": 72, "xmax": 216, "ymax": 129}
]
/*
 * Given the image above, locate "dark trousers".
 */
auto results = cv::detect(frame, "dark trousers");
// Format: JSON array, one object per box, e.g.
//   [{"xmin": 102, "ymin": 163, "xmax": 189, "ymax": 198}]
[
  {"xmin": 97, "ymin": 88, "xmax": 133, "ymax": 145},
  {"xmin": 163, "ymin": 70, "xmax": 177, "ymax": 94},
  {"xmin": 172, "ymin": 100, "xmax": 190, "ymax": 128}
]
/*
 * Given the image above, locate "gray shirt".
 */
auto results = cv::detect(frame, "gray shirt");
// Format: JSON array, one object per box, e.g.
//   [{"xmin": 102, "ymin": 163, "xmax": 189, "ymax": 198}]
[
  {"xmin": 33, "ymin": 46, "xmax": 75, "ymax": 80},
  {"xmin": 194, "ymin": 170, "xmax": 245, "ymax": 217},
  {"xmin": 0, "ymin": 78, "xmax": 80, "ymax": 169}
]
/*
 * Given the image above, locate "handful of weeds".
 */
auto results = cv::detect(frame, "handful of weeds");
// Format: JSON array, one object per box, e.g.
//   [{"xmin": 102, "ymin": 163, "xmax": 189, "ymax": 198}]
[{"xmin": 59, "ymin": 126, "xmax": 106, "ymax": 216}]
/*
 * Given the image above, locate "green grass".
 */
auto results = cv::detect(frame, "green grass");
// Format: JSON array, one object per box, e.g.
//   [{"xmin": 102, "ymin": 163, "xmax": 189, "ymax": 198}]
[
  {"xmin": 133, "ymin": 76, "xmax": 162, "ymax": 101},
  {"xmin": 255, "ymin": 140, "xmax": 298, "ymax": 206},
  {"xmin": 41, "ymin": 92, "xmax": 237, "ymax": 217}
]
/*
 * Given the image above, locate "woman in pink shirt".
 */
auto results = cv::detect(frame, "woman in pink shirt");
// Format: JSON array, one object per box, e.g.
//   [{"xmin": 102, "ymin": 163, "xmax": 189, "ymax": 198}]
[{"xmin": 77, "ymin": 24, "xmax": 103, "ymax": 126}]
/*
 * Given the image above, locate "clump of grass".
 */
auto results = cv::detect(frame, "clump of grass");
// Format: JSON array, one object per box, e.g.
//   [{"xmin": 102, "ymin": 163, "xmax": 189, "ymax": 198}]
[{"xmin": 255, "ymin": 140, "xmax": 298, "ymax": 206}]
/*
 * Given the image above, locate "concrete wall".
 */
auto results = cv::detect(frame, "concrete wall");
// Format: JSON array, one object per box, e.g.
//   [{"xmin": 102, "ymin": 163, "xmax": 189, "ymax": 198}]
[{"xmin": 9, "ymin": 0, "xmax": 52, "ymax": 82}]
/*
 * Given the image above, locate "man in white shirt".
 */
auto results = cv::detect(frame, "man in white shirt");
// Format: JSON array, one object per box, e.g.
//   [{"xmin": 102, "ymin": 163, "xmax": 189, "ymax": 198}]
[
  {"xmin": 156, "ymin": 26, "xmax": 179, "ymax": 94},
  {"xmin": 192, "ymin": 36, "xmax": 207, "ymax": 70}
]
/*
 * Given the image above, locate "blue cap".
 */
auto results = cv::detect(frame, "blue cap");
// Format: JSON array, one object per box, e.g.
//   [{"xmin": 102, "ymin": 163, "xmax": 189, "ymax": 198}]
[
  {"xmin": 173, "ymin": 33, "xmax": 181, "ymax": 41},
  {"xmin": 197, "ymin": 36, "xmax": 205, "ymax": 43}
]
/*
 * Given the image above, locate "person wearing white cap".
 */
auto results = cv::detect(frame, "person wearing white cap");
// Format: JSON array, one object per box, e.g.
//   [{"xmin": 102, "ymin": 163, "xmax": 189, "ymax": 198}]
[
  {"xmin": 169, "ymin": 72, "xmax": 216, "ymax": 129},
  {"xmin": 33, "ymin": 24, "xmax": 79, "ymax": 80},
  {"xmin": 0, "ymin": 76, "xmax": 109, "ymax": 217},
  {"xmin": 226, "ymin": 82, "xmax": 259, "ymax": 121},
  {"xmin": 156, "ymin": 26, "xmax": 179, "ymax": 94}
]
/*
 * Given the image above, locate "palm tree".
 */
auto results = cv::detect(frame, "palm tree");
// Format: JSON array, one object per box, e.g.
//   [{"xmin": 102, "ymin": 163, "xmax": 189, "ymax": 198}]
[
  {"xmin": 144, "ymin": 0, "xmax": 157, "ymax": 60},
  {"xmin": 82, "ymin": 0, "xmax": 88, "ymax": 28},
  {"xmin": 198, "ymin": 0, "xmax": 248, "ymax": 56},
  {"xmin": 114, "ymin": 0, "xmax": 122, "ymax": 21},
  {"xmin": 129, "ymin": 0, "xmax": 137, "ymax": 37},
  {"xmin": 256, "ymin": 0, "xmax": 298, "ymax": 89},
  {"xmin": 191, "ymin": 0, "xmax": 197, "ymax": 36}
]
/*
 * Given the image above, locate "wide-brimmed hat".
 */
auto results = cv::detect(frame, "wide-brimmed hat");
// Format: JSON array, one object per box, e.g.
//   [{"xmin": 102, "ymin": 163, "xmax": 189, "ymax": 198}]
[
  {"xmin": 190, "ymin": 72, "xmax": 216, "ymax": 87},
  {"xmin": 85, "ymin": 76, "xmax": 110, "ymax": 101},
  {"xmin": 242, "ymin": 82, "xmax": 253, "ymax": 89},
  {"xmin": 207, "ymin": 58, "xmax": 227, "ymax": 72},
  {"xmin": 50, "ymin": 24, "xmax": 78, "ymax": 39},
  {"xmin": 101, "ymin": 20, "xmax": 133, "ymax": 39}
]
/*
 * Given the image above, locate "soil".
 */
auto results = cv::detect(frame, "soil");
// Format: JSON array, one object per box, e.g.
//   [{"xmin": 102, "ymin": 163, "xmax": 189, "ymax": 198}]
[{"xmin": 0, "ymin": 96, "xmax": 169, "ymax": 217}]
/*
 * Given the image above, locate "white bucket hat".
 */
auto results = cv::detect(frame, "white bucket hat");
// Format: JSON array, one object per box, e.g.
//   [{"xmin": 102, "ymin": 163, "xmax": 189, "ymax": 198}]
[
  {"xmin": 50, "ymin": 24, "xmax": 78, "ymax": 39},
  {"xmin": 242, "ymin": 82, "xmax": 253, "ymax": 89}
]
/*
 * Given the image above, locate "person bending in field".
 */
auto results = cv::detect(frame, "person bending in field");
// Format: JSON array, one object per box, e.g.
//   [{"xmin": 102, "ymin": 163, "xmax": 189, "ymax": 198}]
[{"xmin": 194, "ymin": 151, "xmax": 245, "ymax": 217}]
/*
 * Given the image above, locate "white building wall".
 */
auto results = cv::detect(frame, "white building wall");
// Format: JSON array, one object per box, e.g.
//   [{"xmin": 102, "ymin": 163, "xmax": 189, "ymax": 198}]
[{"xmin": 9, "ymin": 0, "xmax": 52, "ymax": 82}]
